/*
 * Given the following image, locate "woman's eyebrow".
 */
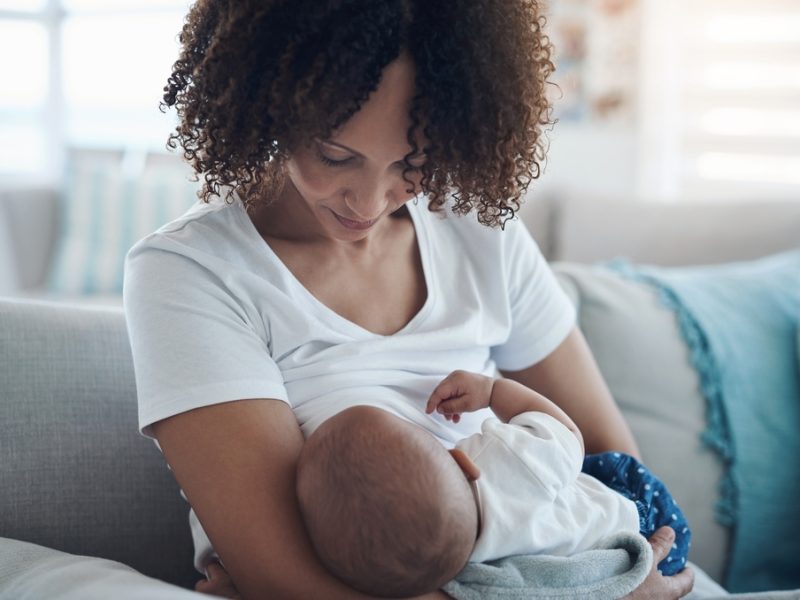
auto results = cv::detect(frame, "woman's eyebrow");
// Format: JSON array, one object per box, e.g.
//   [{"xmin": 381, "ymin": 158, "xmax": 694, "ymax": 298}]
[
  {"xmin": 321, "ymin": 139, "xmax": 426, "ymax": 159},
  {"xmin": 321, "ymin": 140, "xmax": 364, "ymax": 157}
]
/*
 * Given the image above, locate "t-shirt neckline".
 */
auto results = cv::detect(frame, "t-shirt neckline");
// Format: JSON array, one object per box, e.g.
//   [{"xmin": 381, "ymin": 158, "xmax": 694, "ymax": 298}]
[{"xmin": 234, "ymin": 195, "xmax": 435, "ymax": 339}]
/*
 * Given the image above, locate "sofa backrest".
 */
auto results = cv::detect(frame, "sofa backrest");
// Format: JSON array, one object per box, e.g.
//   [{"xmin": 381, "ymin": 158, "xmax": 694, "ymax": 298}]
[
  {"xmin": 521, "ymin": 193, "xmax": 800, "ymax": 266},
  {"xmin": 0, "ymin": 299, "xmax": 198, "ymax": 589}
]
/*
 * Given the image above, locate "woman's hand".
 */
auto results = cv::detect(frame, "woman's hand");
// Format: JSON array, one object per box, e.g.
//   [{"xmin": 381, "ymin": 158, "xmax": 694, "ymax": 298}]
[
  {"xmin": 195, "ymin": 561, "xmax": 241, "ymax": 599},
  {"xmin": 622, "ymin": 527, "xmax": 695, "ymax": 599}
]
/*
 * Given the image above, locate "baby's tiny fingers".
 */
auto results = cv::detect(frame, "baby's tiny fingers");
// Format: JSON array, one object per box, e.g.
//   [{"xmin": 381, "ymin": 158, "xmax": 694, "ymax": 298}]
[
  {"xmin": 438, "ymin": 396, "xmax": 471, "ymax": 414},
  {"xmin": 427, "ymin": 387, "xmax": 452, "ymax": 413}
]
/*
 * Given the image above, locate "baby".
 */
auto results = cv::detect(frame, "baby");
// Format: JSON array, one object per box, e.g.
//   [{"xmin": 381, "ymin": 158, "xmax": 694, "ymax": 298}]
[{"xmin": 295, "ymin": 370, "xmax": 691, "ymax": 598}]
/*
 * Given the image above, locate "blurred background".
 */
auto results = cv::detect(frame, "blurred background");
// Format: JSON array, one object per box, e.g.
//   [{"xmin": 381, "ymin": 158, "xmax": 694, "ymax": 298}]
[{"xmin": 1, "ymin": 0, "xmax": 798, "ymax": 305}]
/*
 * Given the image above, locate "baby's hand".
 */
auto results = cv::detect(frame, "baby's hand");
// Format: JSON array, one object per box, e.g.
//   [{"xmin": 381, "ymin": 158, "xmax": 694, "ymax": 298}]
[{"xmin": 426, "ymin": 370, "xmax": 495, "ymax": 423}]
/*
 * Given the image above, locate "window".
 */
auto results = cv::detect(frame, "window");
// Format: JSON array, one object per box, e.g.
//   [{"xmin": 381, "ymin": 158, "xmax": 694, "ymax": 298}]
[
  {"xmin": 0, "ymin": 0, "xmax": 190, "ymax": 185},
  {"xmin": 62, "ymin": 3, "xmax": 188, "ymax": 149},
  {"xmin": 0, "ymin": 6, "xmax": 52, "ymax": 180},
  {"xmin": 638, "ymin": 0, "xmax": 800, "ymax": 201}
]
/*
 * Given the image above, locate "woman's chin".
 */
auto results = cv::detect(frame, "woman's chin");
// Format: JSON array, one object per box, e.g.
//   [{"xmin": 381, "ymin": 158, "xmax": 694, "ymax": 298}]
[{"xmin": 322, "ymin": 208, "xmax": 384, "ymax": 242}]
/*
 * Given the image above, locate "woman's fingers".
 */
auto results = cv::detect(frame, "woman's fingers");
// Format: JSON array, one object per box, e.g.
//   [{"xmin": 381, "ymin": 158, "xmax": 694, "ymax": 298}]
[
  {"xmin": 648, "ymin": 526, "xmax": 676, "ymax": 562},
  {"xmin": 648, "ymin": 527, "xmax": 695, "ymax": 597},
  {"xmin": 669, "ymin": 565, "xmax": 695, "ymax": 598}
]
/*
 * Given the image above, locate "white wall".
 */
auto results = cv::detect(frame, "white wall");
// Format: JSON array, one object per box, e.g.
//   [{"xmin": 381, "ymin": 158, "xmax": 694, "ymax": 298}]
[{"xmin": 532, "ymin": 122, "xmax": 638, "ymax": 200}]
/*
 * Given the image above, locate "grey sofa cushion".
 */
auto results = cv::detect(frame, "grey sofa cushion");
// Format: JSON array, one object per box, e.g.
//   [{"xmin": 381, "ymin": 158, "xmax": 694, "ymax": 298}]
[
  {"xmin": 553, "ymin": 263, "xmax": 732, "ymax": 584},
  {"xmin": 0, "ymin": 299, "xmax": 197, "ymax": 590}
]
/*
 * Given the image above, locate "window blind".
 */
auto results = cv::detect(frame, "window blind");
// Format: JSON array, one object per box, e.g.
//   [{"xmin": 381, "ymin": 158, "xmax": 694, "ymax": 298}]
[{"xmin": 638, "ymin": 0, "xmax": 800, "ymax": 201}]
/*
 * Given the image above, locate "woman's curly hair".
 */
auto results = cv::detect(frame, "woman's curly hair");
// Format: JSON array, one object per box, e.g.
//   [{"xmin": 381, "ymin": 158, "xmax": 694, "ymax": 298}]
[{"xmin": 161, "ymin": 0, "xmax": 556, "ymax": 227}]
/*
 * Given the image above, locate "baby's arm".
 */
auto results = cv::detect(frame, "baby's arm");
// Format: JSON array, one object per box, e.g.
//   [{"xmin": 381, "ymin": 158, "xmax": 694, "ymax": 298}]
[{"xmin": 427, "ymin": 370, "xmax": 584, "ymax": 453}]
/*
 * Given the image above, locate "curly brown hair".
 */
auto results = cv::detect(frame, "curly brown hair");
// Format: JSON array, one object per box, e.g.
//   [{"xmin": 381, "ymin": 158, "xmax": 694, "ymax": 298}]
[{"xmin": 161, "ymin": 0, "xmax": 556, "ymax": 228}]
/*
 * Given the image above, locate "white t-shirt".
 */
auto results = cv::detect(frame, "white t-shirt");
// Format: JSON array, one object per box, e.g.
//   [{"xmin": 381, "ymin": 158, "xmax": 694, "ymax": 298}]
[
  {"xmin": 123, "ymin": 195, "xmax": 576, "ymax": 571},
  {"xmin": 459, "ymin": 412, "xmax": 641, "ymax": 563}
]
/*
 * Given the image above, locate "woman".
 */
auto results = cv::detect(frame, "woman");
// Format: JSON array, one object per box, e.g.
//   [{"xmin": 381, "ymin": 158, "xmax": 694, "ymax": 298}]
[{"xmin": 124, "ymin": 1, "xmax": 695, "ymax": 598}]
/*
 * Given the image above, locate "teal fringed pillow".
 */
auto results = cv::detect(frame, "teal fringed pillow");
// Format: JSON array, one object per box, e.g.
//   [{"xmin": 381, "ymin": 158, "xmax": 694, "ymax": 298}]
[{"xmin": 610, "ymin": 250, "xmax": 800, "ymax": 593}]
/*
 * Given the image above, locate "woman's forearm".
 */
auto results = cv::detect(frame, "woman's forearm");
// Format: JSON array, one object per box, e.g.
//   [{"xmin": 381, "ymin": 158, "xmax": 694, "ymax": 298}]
[
  {"xmin": 150, "ymin": 399, "xmax": 371, "ymax": 600},
  {"xmin": 154, "ymin": 398, "xmax": 455, "ymax": 600}
]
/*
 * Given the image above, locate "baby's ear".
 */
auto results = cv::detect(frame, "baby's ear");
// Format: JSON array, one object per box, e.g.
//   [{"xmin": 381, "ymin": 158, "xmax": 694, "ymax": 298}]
[{"xmin": 448, "ymin": 448, "xmax": 481, "ymax": 481}]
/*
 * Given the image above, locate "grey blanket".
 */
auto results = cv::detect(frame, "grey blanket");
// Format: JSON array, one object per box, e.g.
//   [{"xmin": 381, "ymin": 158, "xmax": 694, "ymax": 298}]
[{"xmin": 443, "ymin": 532, "xmax": 653, "ymax": 600}]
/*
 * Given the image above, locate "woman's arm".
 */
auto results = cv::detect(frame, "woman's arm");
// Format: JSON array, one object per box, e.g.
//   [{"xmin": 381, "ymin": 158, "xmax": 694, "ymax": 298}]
[
  {"xmin": 623, "ymin": 527, "xmax": 695, "ymax": 599},
  {"xmin": 500, "ymin": 325, "xmax": 641, "ymax": 459},
  {"xmin": 152, "ymin": 398, "xmax": 450, "ymax": 600}
]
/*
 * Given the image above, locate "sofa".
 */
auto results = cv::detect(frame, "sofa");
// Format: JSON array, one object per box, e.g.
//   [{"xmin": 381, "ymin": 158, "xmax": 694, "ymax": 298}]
[
  {"xmin": 1, "ymin": 252, "xmax": 799, "ymax": 598},
  {"xmin": 1, "ymin": 177, "xmax": 799, "ymax": 597}
]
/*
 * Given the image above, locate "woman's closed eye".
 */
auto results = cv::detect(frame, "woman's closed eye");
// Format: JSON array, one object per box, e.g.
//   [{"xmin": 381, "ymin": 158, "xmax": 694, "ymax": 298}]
[
  {"xmin": 317, "ymin": 150, "xmax": 353, "ymax": 167},
  {"xmin": 316, "ymin": 148, "xmax": 426, "ymax": 171}
]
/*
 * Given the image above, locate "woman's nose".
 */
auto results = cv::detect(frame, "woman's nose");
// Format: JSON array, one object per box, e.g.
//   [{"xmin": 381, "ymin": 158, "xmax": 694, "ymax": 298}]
[{"xmin": 345, "ymin": 180, "xmax": 397, "ymax": 221}]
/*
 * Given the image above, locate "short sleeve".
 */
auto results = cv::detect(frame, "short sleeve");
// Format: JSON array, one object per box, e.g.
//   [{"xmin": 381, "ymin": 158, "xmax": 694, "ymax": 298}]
[
  {"xmin": 490, "ymin": 219, "xmax": 576, "ymax": 371},
  {"xmin": 123, "ymin": 241, "xmax": 289, "ymax": 441},
  {"xmin": 483, "ymin": 412, "xmax": 583, "ymax": 497}
]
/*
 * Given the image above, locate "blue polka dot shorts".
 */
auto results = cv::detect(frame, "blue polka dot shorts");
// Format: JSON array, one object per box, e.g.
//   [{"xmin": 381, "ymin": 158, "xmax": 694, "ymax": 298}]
[{"xmin": 582, "ymin": 451, "xmax": 691, "ymax": 576}]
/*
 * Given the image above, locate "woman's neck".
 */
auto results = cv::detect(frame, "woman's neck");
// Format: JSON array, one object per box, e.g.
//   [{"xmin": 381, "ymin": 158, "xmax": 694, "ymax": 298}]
[{"xmin": 245, "ymin": 183, "xmax": 409, "ymax": 260}]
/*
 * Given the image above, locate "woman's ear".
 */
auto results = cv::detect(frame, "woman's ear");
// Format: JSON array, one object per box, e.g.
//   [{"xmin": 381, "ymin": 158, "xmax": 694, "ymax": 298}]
[{"xmin": 448, "ymin": 448, "xmax": 481, "ymax": 481}]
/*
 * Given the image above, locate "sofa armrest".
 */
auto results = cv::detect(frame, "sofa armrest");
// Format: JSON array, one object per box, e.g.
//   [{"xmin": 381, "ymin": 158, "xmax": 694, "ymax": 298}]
[
  {"xmin": 0, "ymin": 299, "xmax": 197, "ymax": 588},
  {"xmin": 0, "ymin": 538, "xmax": 204, "ymax": 600}
]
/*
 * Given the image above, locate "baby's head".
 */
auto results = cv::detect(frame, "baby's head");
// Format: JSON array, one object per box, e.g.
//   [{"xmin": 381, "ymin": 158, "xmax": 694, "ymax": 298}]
[{"xmin": 296, "ymin": 406, "xmax": 479, "ymax": 598}]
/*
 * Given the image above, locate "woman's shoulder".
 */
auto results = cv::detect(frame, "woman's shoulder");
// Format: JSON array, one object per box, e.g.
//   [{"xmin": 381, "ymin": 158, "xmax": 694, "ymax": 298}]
[
  {"xmin": 122, "ymin": 196, "xmax": 285, "ymax": 312},
  {"xmin": 125, "ymin": 196, "xmax": 269, "ymax": 272},
  {"xmin": 130, "ymin": 197, "xmax": 244, "ymax": 253},
  {"xmin": 414, "ymin": 198, "xmax": 538, "ymax": 260}
]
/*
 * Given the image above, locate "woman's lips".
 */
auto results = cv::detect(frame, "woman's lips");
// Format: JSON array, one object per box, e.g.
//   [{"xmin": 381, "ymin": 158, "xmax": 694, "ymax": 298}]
[{"xmin": 332, "ymin": 210, "xmax": 378, "ymax": 230}]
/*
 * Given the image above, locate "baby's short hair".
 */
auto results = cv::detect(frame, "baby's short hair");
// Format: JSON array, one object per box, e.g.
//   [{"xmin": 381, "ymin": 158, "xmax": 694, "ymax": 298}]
[{"xmin": 296, "ymin": 406, "xmax": 477, "ymax": 597}]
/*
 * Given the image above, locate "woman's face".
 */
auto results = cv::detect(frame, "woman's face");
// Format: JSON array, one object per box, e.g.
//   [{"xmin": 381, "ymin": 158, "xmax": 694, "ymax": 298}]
[{"xmin": 280, "ymin": 51, "xmax": 427, "ymax": 243}]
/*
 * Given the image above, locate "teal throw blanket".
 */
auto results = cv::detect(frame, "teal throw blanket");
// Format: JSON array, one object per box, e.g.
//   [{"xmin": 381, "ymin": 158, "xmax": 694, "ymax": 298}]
[{"xmin": 610, "ymin": 250, "xmax": 800, "ymax": 593}]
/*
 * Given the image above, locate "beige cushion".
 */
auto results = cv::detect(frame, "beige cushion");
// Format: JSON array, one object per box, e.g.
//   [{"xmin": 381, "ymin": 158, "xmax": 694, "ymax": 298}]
[
  {"xmin": 550, "ymin": 196, "xmax": 800, "ymax": 266},
  {"xmin": 553, "ymin": 263, "xmax": 731, "ymax": 583}
]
